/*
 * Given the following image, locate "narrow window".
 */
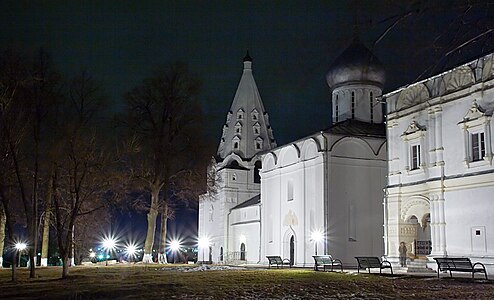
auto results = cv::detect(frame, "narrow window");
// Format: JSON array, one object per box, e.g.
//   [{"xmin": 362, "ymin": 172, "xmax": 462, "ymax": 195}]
[
  {"xmin": 287, "ymin": 180, "xmax": 294, "ymax": 201},
  {"xmin": 254, "ymin": 161, "xmax": 261, "ymax": 183},
  {"xmin": 256, "ymin": 142, "xmax": 261, "ymax": 149},
  {"xmin": 335, "ymin": 94, "xmax": 339, "ymax": 122},
  {"xmin": 471, "ymin": 132, "xmax": 485, "ymax": 161},
  {"xmin": 370, "ymin": 91, "xmax": 374, "ymax": 123},
  {"xmin": 208, "ymin": 205, "xmax": 214, "ymax": 222},
  {"xmin": 240, "ymin": 243, "xmax": 246, "ymax": 260},
  {"xmin": 411, "ymin": 144, "xmax": 421, "ymax": 170},
  {"xmin": 351, "ymin": 91, "xmax": 355, "ymax": 119},
  {"xmin": 255, "ymin": 128, "xmax": 259, "ymax": 134},
  {"xmin": 234, "ymin": 142, "xmax": 239, "ymax": 149}
]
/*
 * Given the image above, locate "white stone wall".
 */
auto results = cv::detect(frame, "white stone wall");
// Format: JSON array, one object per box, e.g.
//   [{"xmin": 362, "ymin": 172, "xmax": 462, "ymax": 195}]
[
  {"xmin": 261, "ymin": 133, "xmax": 386, "ymax": 267},
  {"xmin": 384, "ymin": 53, "xmax": 494, "ymax": 271},
  {"xmin": 327, "ymin": 136, "xmax": 387, "ymax": 266}
]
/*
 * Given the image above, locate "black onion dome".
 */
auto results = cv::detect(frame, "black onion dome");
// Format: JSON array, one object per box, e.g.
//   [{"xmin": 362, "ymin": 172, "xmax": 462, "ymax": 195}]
[{"xmin": 326, "ymin": 40, "xmax": 385, "ymax": 89}]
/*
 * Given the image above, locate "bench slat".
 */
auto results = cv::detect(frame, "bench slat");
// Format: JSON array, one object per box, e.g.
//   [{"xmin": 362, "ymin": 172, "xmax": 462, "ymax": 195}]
[{"xmin": 433, "ymin": 257, "xmax": 488, "ymax": 280}]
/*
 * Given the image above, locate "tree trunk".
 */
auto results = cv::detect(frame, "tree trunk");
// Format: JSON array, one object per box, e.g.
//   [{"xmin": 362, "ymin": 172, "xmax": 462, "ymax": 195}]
[
  {"xmin": 40, "ymin": 173, "xmax": 53, "ymax": 267},
  {"xmin": 11, "ymin": 251, "xmax": 17, "ymax": 282},
  {"xmin": 142, "ymin": 187, "xmax": 159, "ymax": 263},
  {"xmin": 158, "ymin": 205, "xmax": 168, "ymax": 264},
  {"xmin": 61, "ymin": 254, "xmax": 70, "ymax": 279},
  {"xmin": 0, "ymin": 205, "xmax": 5, "ymax": 268}
]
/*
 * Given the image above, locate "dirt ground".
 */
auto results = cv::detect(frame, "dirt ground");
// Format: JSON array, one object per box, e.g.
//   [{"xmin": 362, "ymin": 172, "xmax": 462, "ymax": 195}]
[{"xmin": 0, "ymin": 264, "xmax": 493, "ymax": 299}]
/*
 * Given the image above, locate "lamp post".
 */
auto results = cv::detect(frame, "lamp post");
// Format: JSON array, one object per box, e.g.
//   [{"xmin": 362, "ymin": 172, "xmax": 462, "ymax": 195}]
[
  {"xmin": 125, "ymin": 244, "xmax": 137, "ymax": 263},
  {"xmin": 169, "ymin": 240, "xmax": 181, "ymax": 264},
  {"xmin": 102, "ymin": 237, "xmax": 116, "ymax": 266},
  {"xmin": 15, "ymin": 242, "xmax": 27, "ymax": 267},
  {"xmin": 89, "ymin": 250, "xmax": 96, "ymax": 263},
  {"xmin": 311, "ymin": 230, "xmax": 324, "ymax": 255},
  {"xmin": 198, "ymin": 237, "xmax": 209, "ymax": 264}
]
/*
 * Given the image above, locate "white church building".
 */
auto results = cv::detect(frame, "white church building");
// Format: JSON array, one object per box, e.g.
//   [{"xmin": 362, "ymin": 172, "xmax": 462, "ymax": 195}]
[
  {"xmin": 384, "ymin": 52, "xmax": 494, "ymax": 270},
  {"xmin": 199, "ymin": 43, "xmax": 494, "ymax": 270}
]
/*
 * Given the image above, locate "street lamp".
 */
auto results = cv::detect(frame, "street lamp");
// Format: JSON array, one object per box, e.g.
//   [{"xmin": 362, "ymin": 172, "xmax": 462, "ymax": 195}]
[
  {"xmin": 15, "ymin": 242, "xmax": 27, "ymax": 267},
  {"xmin": 169, "ymin": 240, "xmax": 181, "ymax": 264},
  {"xmin": 125, "ymin": 244, "xmax": 138, "ymax": 263},
  {"xmin": 102, "ymin": 237, "xmax": 117, "ymax": 266},
  {"xmin": 198, "ymin": 237, "xmax": 210, "ymax": 264},
  {"xmin": 310, "ymin": 230, "xmax": 324, "ymax": 255}
]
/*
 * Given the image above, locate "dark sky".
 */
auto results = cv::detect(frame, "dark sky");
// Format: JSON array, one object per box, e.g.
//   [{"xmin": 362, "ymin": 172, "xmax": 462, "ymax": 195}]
[{"xmin": 3, "ymin": 1, "xmax": 494, "ymax": 245}]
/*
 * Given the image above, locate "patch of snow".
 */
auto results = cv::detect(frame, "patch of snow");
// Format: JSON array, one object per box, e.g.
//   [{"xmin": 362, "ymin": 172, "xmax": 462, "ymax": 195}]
[{"xmin": 161, "ymin": 265, "xmax": 248, "ymax": 272}]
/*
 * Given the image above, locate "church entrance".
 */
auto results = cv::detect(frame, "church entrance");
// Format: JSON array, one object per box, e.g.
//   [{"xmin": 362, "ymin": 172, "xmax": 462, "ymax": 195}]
[
  {"xmin": 399, "ymin": 196, "xmax": 432, "ymax": 261},
  {"xmin": 401, "ymin": 213, "xmax": 431, "ymax": 260},
  {"xmin": 283, "ymin": 228, "xmax": 296, "ymax": 266},
  {"xmin": 240, "ymin": 243, "xmax": 246, "ymax": 260},
  {"xmin": 289, "ymin": 236, "xmax": 295, "ymax": 266}
]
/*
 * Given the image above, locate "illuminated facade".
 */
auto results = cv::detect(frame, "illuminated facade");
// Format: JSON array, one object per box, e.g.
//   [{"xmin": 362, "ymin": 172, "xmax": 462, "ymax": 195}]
[{"xmin": 384, "ymin": 52, "xmax": 494, "ymax": 271}]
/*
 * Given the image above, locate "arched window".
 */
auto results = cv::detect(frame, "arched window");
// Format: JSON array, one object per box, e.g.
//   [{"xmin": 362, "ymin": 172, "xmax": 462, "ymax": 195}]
[
  {"xmin": 287, "ymin": 179, "xmax": 294, "ymax": 201},
  {"xmin": 351, "ymin": 91, "xmax": 355, "ymax": 119},
  {"xmin": 335, "ymin": 94, "xmax": 339, "ymax": 122},
  {"xmin": 240, "ymin": 243, "xmax": 246, "ymax": 260},
  {"xmin": 254, "ymin": 161, "xmax": 262, "ymax": 183},
  {"xmin": 234, "ymin": 142, "xmax": 239, "ymax": 149},
  {"xmin": 370, "ymin": 91, "xmax": 374, "ymax": 123},
  {"xmin": 208, "ymin": 205, "xmax": 214, "ymax": 222}
]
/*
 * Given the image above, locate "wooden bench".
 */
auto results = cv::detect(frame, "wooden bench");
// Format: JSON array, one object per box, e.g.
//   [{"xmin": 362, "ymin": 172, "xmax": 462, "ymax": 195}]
[
  {"xmin": 433, "ymin": 257, "xmax": 488, "ymax": 279},
  {"xmin": 266, "ymin": 256, "xmax": 291, "ymax": 269},
  {"xmin": 312, "ymin": 255, "xmax": 343, "ymax": 272},
  {"xmin": 355, "ymin": 257, "xmax": 393, "ymax": 275}
]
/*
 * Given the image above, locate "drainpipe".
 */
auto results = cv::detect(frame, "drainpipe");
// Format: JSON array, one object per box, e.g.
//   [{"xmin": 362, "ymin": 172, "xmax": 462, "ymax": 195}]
[
  {"xmin": 227, "ymin": 209, "xmax": 232, "ymax": 263},
  {"xmin": 321, "ymin": 132, "xmax": 329, "ymax": 256}
]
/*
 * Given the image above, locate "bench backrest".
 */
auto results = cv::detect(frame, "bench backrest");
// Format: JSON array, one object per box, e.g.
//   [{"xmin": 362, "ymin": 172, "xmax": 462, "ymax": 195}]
[
  {"xmin": 434, "ymin": 257, "xmax": 473, "ymax": 269},
  {"xmin": 266, "ymin": 256, "xmax": 283, "ymax": 264},
  {"xmin": 355, "ymin": 257, "xmax": 381, "ymax": 268},
  {"xmin": 313, "ymin": 255, "xmax": 333, "ymax": 264}
]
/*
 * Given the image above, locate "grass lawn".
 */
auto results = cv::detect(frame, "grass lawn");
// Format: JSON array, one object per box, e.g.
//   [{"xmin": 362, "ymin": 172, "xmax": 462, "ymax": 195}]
[{"xmin": 0, "ymin": 264, "xmax": 493, "ymax": 299}]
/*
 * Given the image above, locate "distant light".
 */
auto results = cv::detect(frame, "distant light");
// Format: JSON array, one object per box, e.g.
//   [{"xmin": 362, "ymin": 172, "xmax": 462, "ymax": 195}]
[
  {"xmin": 15, "ymin": 242, "xmax": 27, "ymax": 251},
  {"xmin": 311, "ymin": 230, "xmax": 324, "ymax": 243},
  {"xmin": 102, "ymin": 237, "xmax": 117, "ymax": 251},
  {"xmin": 125, "ymin": 244, "xmax": 137, "ymax": 257},
  {"xmin": 198, "ymin": 237, "xmax": 210, "ymax": 249},
  {"xmin": 90, "ymin": 252, "xmax": 96, "ymax": 258},
  {"xmin": 107, "ymin": 254, "xmax": 110, "ymax": 259},
  {"xmin": 37, "ymin": 253, "xmax": 41, "ymax": 256},
  {"xmin": 170, "ymin": 240, "xmax": 181, "ymax": 252},
  {"xmin": 98, "ymin": 254, "xmax": 104, "ymax": 260}
]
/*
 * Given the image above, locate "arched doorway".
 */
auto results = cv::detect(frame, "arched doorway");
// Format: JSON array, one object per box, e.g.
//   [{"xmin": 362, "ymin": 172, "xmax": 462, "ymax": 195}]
[
  {"xmin": 289, "ymin": 236, "xmax": 295, "ymax": 266},
  {"xmin": 240, "ymin": 243, "xmax": 246, "ymax": 260},
  {"xmin": 282, "ymin": 228, "xmax": 296, "ymax": 266},
  {"xmin": 407, "ymin": 214, "xmax": 431, "ymax": 258},
  {"xmin": 400, "ymin": 196, "xmax": 432, "ymax": 261}
]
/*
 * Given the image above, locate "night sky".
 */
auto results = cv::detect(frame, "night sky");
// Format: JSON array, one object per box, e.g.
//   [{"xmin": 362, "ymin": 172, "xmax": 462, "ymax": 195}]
[{"xmin": 3, "ymin": 1, "xmax": 494, "ymax": 244}]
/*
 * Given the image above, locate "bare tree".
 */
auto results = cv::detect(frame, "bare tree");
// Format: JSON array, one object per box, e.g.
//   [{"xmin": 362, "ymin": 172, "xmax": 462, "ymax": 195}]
[
  {"xmin": 0, "ymin": 48, "xmax": 57, "ymax": 280},
  {"xmin": 50, "ymin": 71, "xmax": 117, "ymax": 278},
  {"xmin": 123, "ymin": 62, "xmax": 210, "ymax": 263}
]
